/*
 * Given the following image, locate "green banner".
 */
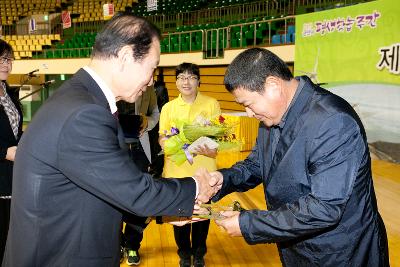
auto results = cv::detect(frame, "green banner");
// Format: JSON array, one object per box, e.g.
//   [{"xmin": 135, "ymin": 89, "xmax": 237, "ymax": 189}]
[{"xmin": 294, "ymin": 0, "xmax": 400, "ymax": 84}]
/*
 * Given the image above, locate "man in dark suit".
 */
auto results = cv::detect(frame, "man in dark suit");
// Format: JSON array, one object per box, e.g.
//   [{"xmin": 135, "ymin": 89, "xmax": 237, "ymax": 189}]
[
  {"xmin": 211, "ymin": 48, "xmax": 389, "ymax": 266},
  {"xmin": 2, "ymin": 15, "xmax": 216, "ymax": 267}
]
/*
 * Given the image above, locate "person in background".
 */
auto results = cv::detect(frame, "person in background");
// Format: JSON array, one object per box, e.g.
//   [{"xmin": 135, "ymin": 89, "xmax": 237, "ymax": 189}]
[
  {"xmin": 2, "ymin": 15, "xmax": 217, "ymax": 267},
  {"xmin": 159, "ymin": 63, "xmax": 220, "ymax": 267},
  {"xmin": 117, "ymin": 85, "xmax": 160, "ymax": 266},
  {"xmin": 148, "ymin": 80, "xmax": 169, "ymax": 177},
  {"xmin": 0, "ymin": 40, "xmax": 23, "ymax": 263},
  {"xmin": 210, "ymin": 48, "xmax": 389, "ymax": 267}
]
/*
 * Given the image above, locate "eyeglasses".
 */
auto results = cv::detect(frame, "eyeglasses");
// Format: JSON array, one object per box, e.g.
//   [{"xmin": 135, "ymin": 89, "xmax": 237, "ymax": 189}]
[
  {"xmin": 177, "ymin": 75, "xmax": 198, "ymax": 82},
  {"xmin": 0, "ymin": 57, "xmax": 14, "ymax": 65}
]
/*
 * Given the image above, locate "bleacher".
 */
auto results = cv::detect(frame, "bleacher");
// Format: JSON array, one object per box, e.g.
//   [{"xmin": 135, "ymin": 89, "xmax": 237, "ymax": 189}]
[
  {"xmin": 0, "ymin": 0, "xmax": 63, "ymax": 26},
  {"xmin": 0, "ymin": 0, "xmax": 373, "ymax": 60},
  {"xmin": 68, "ymin": 0, "xmax": 137, "ymax": 22},
  {"xmin": 2, "ymin": 34, "xmax": 61, "ymax": 59}
]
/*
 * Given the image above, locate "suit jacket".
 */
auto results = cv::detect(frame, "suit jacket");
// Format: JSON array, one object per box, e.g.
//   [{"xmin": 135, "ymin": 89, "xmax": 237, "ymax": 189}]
[
  {"xmin": 135, "ymin": 87, "xmax": 159, "ymax": 162},
  {"xmin": 2, "ymin": 69, "xmax": 196, "ymax": 267},
  {"xmin": 0, "ymin": 84, "xmax": 23, "ymax": 196},
  {"xmin": 214, "ymin": 76, "xmax": 389, "ymax": 267}
]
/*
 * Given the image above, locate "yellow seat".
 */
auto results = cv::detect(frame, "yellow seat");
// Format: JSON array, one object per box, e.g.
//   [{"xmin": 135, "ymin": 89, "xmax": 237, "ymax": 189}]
[{"xmin": 14, "ymin": 52, "xmax": 21, "ymax": 60}]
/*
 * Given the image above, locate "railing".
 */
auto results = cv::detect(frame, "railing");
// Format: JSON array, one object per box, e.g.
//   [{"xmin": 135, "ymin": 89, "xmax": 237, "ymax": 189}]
[
  {"xmin": 147, "ymin": 1, "xmax": 288, "ymax": 32},
  {"xmin": 161, "ymin": 30, "xmax": 205, "ymax": 53},
  {"xmin": 1, "ymin": 0, "xmax": 373, "ymax": 36},
  {"xmin": 30, "ymin": 47, "xmax": 92, "ymax": 59},
  {"xmin": 160, "ymin": 16, "xmax": 295, "ymax": 59}
]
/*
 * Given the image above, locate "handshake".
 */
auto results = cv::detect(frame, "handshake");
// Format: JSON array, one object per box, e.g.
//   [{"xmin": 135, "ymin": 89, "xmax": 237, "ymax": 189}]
[
  {"xmin": 162, "ymin": 168, "xmax": 223, "ymax": 226},
  {"xmin": 152, "ymin": 168, "xmax": 225, "ymax": 225},
  {"xmin": 163, "ymin": 168, "xmax": 224, "ymax": 227},
  {"xmin": 193, "ymin": 168, "xmax": 223, "ymax": 205},
  {"xmin": 164, "ymin": 168, "xmax": 244, "ymax": 237}
]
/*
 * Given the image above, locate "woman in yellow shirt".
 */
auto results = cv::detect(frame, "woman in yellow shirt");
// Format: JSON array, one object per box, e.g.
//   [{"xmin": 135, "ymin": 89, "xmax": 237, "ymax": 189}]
[{"xmin": 159, "ymin": 63, "xmax": 220, "ymax": 267}]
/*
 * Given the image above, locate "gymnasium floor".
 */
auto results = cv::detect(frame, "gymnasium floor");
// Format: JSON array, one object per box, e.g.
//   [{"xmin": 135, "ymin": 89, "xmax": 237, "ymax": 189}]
[{"xmin": 120, "ymin": 154, "xmax": 400, "ymax": 267}]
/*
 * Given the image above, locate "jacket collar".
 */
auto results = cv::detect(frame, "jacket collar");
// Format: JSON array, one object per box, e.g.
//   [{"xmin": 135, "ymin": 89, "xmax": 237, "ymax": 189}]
[
  {"xmin": 267, "ymin": 76, "xmax": 316, "ymax": 179},
  {"xmin": 73, "ymin": 68, "xmax": 111, "ymax": 112},
  {"xmin": 82, "ymin": 66, "xmax": 117, "ymax": 114}
]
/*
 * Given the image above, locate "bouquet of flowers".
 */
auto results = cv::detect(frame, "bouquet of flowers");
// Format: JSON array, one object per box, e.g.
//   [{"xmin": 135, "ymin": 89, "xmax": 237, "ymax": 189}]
[{"xmin": 163, "ymin": 114, "xmax": 241, "ymax": 165}]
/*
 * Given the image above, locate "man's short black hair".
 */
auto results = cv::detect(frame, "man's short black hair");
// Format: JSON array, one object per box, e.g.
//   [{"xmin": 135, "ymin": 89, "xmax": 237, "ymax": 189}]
[
  {"xmin": 224, "ymin": 48, "xmax": 293, "ymax": 93},
  {"xmin": 92, "ymin": 14, "xmax": 161, "ymax": 62}
]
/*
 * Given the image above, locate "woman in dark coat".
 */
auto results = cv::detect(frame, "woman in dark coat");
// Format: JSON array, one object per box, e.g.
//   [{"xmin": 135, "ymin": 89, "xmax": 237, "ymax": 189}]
[{"xmin": 0, "ymin": 39, "xmax": 23, "ymax": 263}]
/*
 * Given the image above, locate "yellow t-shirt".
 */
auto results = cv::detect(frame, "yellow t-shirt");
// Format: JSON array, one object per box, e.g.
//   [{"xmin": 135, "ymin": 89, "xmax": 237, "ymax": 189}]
[{"xmin": 159, "ymin": 92, "xmax": 221, "ymax": 178}]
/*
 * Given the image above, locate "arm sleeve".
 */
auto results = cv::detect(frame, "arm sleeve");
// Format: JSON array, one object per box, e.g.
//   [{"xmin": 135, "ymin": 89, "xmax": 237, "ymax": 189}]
[
  {"xmin": 57, "ymin": 105, "xmax": 196, "ymax": 217},
  {"xmin": 239, "ymin": 113, "xmax": 365, "ymax": 244},
  {"xmin": 0, "ymin": 146, "xmax": 7, "ymax": 160},
  {"xmin": 0, "ymin": 126, "xmax": 13, "ymax": 160},
  {"xmin": 212, "ymin": 139, "xmax": 263, "ymax": 202}
]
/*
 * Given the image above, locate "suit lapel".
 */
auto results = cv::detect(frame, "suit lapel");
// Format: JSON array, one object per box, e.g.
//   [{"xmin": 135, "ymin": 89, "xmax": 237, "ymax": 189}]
[
  {"xmin": 0, "ymin": 105, "xmax": 17, "ymax": 142},
  {"xmin": 268, "ymin": 78, "xmax": 315, "ymax": 177},
  {"xmin": 117, "ymin": 124, "xmax": 127, "ymax": 149}
]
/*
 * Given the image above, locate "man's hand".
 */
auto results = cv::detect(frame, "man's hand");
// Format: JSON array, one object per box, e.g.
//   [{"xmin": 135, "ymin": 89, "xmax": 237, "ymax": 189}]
[
  {"xmin": 195, "ymin": 144, "xmax": 217, "ymax": 158},
  {"xmin": 209, "ymin": 171, "xmax": 223, "ymax": 192},
  {"xmin": 193, "ymin": 168, "xmax": 219, "ymax": 204},
  {"xmin": 6, "ymin": 146, "xmax": 17, "ymax": 161},
  {"xmin": 215, "ymin": 211, "xmax": 242, "ymax": 237}
]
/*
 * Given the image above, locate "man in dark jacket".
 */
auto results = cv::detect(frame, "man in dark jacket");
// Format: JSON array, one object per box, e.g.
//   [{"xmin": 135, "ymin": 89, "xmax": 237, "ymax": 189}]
[{"xmin": 212, "ymin": 48, "xmax": 389, "ymax": 266}]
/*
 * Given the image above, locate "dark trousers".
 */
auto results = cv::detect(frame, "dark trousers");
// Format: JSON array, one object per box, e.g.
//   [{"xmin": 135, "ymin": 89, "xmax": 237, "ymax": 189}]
[
  {"xmin": 122, "ymin": 142, "xmax": 150, "ymax": 251},
  {"xmin": 173, "ymin": 219, "xmax": 210, "ymax": 259},
  {"xmin": 0, "ymin": 199, "xmax": 11, "ymax": 264}
]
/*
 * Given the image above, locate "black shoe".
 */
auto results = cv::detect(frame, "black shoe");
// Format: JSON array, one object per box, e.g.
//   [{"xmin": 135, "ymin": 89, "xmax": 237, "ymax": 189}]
[
  {"xmin": 179, "ymin": 256, "xmax": 191, "ymax": 267},
  {"xmin": 126, "ymin": 249, "xmax": 141, "ymax": 265},
  {"xmin": 193, "ymin": 256, "xmax": 205, "ymax": 267}
]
